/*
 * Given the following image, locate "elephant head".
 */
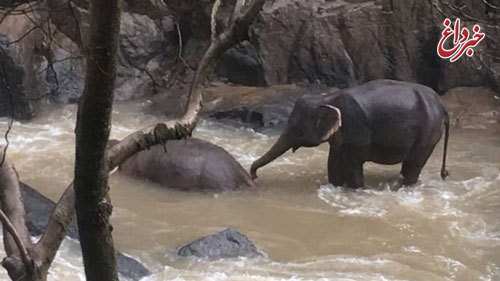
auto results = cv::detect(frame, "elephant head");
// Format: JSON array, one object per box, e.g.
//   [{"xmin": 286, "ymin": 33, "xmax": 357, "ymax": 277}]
[
  {"xmin": 250, "ymin": 95, "xmax": 342, "ymax": 179},
  {"xmin": 107, "ymin": 138, "xmax": 120, "ymax": 149}
]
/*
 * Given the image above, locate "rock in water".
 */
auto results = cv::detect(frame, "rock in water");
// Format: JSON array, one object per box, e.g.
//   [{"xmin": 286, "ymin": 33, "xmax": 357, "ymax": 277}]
[
  {"xmin": 20, "ymin": 183, "xmax": 151, "ymax": 281},
  {"xmin": 178, "ymin": 228, "xmax": 261, "ymax": 259},
  {"xmin": 0, "ymin": 35, "xmax": 37, "ymax": 119}
]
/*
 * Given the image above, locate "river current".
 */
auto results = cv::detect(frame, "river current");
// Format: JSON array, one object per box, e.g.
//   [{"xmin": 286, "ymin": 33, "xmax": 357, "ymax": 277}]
[{"xmin": 0, "ymin": 101, "xmax": 498, "ymax": 281}]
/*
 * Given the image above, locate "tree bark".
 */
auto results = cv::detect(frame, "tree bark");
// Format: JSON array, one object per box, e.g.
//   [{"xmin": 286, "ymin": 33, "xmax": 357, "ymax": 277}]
[
  {"xmin": 0, "ymin": 155, "xmax": 39, "ymax": 281},
  {"xmin": 73, "ymin": 0, "xmax": 121, "ymax": 280},
  {"xmin": 0, "ymin": 0, "xmax": 266, "ymax": 280}
]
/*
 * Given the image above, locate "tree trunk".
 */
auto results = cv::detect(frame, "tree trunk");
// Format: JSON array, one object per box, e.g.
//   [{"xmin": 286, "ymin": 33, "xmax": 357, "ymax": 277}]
[
  {"xmin": 73, "ymin": 0, "xmax": 121, "ymax": 280},
  {"xmin": 0, "ymin": 0, "xmax": 265, "ymax": 280}
]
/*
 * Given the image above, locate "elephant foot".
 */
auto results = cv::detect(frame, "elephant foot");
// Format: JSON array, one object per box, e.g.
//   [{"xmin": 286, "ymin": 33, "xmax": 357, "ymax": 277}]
[
  {"xmin": 390, "ymin": 181, "xmax": 404, "ymax": 191},
  {"xmin": 392, "ymin": 173, "xmax": 421, "ymax": 190}
]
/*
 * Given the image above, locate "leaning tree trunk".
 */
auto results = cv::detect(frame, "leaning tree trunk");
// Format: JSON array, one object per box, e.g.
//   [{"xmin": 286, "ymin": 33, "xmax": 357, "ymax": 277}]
[
  {"xmin": 73, "ymin": 0, "xmax": 121, "ymax": 280},
  {"xmin": 0, "ymin": 0, "xmax": 266, "ymax": 280}
]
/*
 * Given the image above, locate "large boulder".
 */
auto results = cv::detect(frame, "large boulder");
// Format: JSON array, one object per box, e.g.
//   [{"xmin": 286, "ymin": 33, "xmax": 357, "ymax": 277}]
[
  {"xmin": 178, "ymin": 228, "xmax": 261, "ymax": 259},
  {"xmin": 20, "ymin": 183, "xmax": 151, "ymax": 281},
  {"xmin": 149, "ymin": 83, "xmax": 337, "ymax": 130},
  {"xmin": 1, "ymin": 0, "xmax": 498, "ymax": 119},
  {"xmin": 216, "ymin": 41, "xmax": 267, "ymax": 86},
  {"xmin": 115, "ymin": 12, "xmax": 168, "ymax": 100},
  {"xmin": 0, "ymin": 35, "xmax": 36, "ymax": 119},
  {"xmin": 0, "ymin": 8, "xmax": 86, "ymax": 106},
  {"xmin": 204, "ymin": 84, "xmax": 337, "ymax": 129},
  {"xmin": 247, "ymin": 0, "xmax": 499, "ymax": 91},
  {"xmin": 0, "ymin": 1, "xmax": 174, "ymax": 112}
]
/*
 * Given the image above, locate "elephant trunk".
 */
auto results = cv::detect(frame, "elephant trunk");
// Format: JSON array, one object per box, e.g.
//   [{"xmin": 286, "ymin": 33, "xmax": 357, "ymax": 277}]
[{"xmin": 250, "ymin": 133, "xmax": 292, "ymax": 179}]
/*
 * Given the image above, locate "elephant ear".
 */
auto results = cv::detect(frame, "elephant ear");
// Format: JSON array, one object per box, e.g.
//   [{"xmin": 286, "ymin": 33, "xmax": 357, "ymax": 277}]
[{"xmin": 316, "ymin": 105, "xmax": 342, "ymax": 142}]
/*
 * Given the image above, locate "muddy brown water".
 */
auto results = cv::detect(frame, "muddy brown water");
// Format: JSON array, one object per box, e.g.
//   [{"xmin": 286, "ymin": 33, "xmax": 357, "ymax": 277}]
[{"xmin": 0, "ymin": 101, "xmax": 499, "ymax": 281}]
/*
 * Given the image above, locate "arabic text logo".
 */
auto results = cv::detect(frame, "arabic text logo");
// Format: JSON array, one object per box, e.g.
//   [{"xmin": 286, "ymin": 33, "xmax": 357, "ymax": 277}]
[{"xmin": 437, "ymin": 18, "xmax": 485, "ymax": 62}]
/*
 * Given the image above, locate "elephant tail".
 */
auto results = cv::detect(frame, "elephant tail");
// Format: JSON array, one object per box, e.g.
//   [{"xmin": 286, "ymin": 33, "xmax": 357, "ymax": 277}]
[{"xmin": 440, "ymin": 112, "xmax": 450, "ymax": 180}]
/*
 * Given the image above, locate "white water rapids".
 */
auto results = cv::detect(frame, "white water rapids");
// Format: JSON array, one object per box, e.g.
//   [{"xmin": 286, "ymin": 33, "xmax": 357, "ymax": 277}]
[{"xmin": 0, "ymin": 101, "xmax": 498, "ymax": 281}]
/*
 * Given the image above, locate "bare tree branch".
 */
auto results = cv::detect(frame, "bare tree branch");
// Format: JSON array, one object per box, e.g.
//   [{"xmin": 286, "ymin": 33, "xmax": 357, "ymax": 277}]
[
  {"xmin": 0, "ymin": 111, "xmax": 13, "ymax": 167},
  {"xmin": 0, "ymin": 0, "xmax": 267, "ymax": 279},
  {"xmin": 34, "ymin": 181, "xmax": 74, "ymax": 273},
  {"xmin": 0, "ymin": 154, "xmax": 36, "ymax": 281},
  {"xmin": 0, "ymin": 48, "xmax": 14, "ymax": 166},
  {"xmin": 478, "ymin": 53, "xmax": 500, "ymax": 76},
  {"xmin": 446, "ymin": 2, "xmax": 500, "ymax": 30},
  {"xmin": 175, "ymin": 22, "xmax": 193, "ymax": 70},
  {"xmin": 37, "ymin": 55, "xmax": 84, "ymax": 75},
  {"xmin": 0, "ymin": 209, "xmax": 33, "ymax": 277},
  {"xmin": 482, "ymin": 0, "xmax": 500, "ymax": 10},
  {"xmin": 67, "ymin": 0, "xmax": 84, "ymax": 50},
  {"xmin": 0, "ymin": 0, "xmax": 40, "ymax": 9},
  {"xmin": 6, "ymin": 25, "xmax": 39, "ymax": 46},
  {"xmin": 20, "ymin": 8, "xmax": 80, "ymax": 57},
  {"xmin": 211, "ymin": 0, "xmax": 222, "ymax": 42},
  {"xmin": 36, "ymin": 0, "xmax": 267, "ymax": 273},
  {"xmin": 234, "ymin": 0, "xmax": 247, "ymax": 18},
  {"xmin": 119, "ymin": 35, "xmax": 160, "ymax": 93}
]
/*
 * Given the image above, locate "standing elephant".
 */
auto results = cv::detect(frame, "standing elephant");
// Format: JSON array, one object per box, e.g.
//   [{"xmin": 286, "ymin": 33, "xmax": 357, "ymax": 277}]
[
  {"xmin": 250, "ymin": 79, "xmax": 450, "ymax": 188},
  {"xmin": 110, "ymin": 138, "xmax": 256, "ymax": 191}
]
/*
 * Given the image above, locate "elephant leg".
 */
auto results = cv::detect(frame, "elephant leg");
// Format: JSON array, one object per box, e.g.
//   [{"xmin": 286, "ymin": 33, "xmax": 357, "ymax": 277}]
[
  {"xmin": 328, "ymin": 145, "xmax": 344, "ymax": 186},
  {"xmin": 401, "ymin": 146, "xmax": 435, "ymax": 186},
  {"xmin": 341, "ymin": 146, "xmax": 366, "ymax": 188}
]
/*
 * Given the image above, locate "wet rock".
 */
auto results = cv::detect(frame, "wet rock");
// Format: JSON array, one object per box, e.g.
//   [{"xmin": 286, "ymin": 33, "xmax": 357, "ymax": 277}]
[
  {"xmin": 203, "ymin": 84, "xmax": 308, "ymax": 129},
  {"xmin": 0, "ymin": 9, "xmax": 85, "ymax": 106},
  {"xmin": 204, "ymin": 84, "xmax": 338, "ymax": 130},
  {"xmin": 144, "ymin": 0, "xmax": 497, "ymax": 122},
  {"xmin": 206, "ymin": 91, "xmax": 301, "ymax": 130},
  {"xmin": 178, "ymin": 228, "xmax": 261, "ymax": 259},
  {"xmin": 150, "ymin": 83, "xmax": 336, "ymax": 130},
  {"xmin": 0, "ymin": 35, "xmax": 37, "ymax": 119},
  {"xmin": 115, "ymin": 12, "xmax": 166, "ymax": 100},
  {"xmin": 42, "ymin": 35, "xmax": 86, "ymax": 104},
  {"xmin": 0, "ymin": 2, "xmax": 173, "ymax": 113},
  {"xmin": 248, "ymin": 0, "xmax": 499, "ymax": 91},
  {"xmin": 216, "ymin": 41, "xmax": 266, "ymax": 86},
  {"xmin": 20, "ymin": 182, "xmax": 151, "ymax": 281},
  {"xmin": 3, "ymin": 0, "xmax": 497, "ymax": 119},
  {"xmin": 441, "ymin": 87, "xmax": 500, "ymax": 130}
]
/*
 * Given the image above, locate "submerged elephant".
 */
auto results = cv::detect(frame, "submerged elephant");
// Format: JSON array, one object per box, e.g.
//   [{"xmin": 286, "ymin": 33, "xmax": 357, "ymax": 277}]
[
  {"xmin": 110, "ymin": 138, "xmax": 256, "ymax": 191},
  {"xmin": 250, "ymin": 79, "xmax": 450, "ymax": 188}
]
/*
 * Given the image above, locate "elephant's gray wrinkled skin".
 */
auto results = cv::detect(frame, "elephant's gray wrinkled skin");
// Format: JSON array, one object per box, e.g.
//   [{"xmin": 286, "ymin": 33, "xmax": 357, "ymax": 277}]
[
  {"xmin": 250, "ymin": 79, "xmax": 450, "ymax": 188},
  {"xmin": 110, "ymin": 138, "xmax": 256, "ymax": 191}
]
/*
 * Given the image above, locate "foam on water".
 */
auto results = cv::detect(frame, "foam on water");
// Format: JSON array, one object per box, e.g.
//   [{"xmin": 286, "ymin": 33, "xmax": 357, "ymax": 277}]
[
  {"xmin": 316, "ymin": 165, "xmax": 500, "ymax": 280},
  {"xmin": 0, "ymin": 103, "xmax": 498, "ymax": 280},
  {"xmin": 141, "ymin": 255, "xmax": 414, "ymax": 281},
  {"xmin": 0, "ymin": 234, "xmax": 86, "ymax": 281}
]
